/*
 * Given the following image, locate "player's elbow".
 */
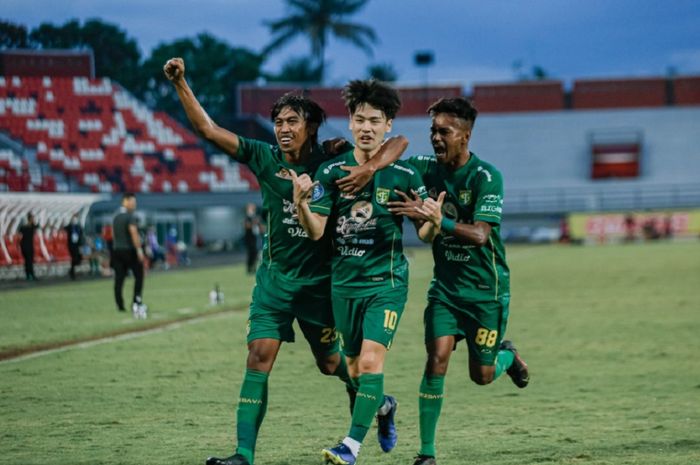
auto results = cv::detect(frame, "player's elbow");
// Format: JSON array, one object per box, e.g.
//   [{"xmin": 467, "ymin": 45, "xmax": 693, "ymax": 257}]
[
  {"xmin": 196, "ymin": 123, "xmax": 218, "ymax": 141},
  {"xmin": 308, "ymin": 229, "xmax": 324, "ymax": 241}
]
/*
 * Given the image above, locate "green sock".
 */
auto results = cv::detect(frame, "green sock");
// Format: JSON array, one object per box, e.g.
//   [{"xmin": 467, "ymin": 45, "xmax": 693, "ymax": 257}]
[
  {"xmin": 235, "ymin": 369, "xmax": 269, "ymax": 464},
  {"xmin": 346, "ymin": 376, "xmax": 360, "ymax": 414},
  {"xmin": 348, "ymin": 373, "xmax": 384, "ymax": 442},
  {"xmin": 418, "ymin": 374, "xmax": 445, "ymax": 457},
  {"xmin": 494, "ymin": 349, "xmax": 515, "ymax": 380}
]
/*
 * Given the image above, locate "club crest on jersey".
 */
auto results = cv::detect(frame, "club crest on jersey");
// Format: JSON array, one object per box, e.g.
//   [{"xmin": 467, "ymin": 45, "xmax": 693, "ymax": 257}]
[
  {"xmin": 311, "ymin": 183, "xmax": 325, "ymax": 201},
  {"xmin": 375, "ymin": 187, "xmax": 390, "ymax": 205},
  {"xmin": 459, "ymin": 189, "xmax": 472, "ymax": 205}
]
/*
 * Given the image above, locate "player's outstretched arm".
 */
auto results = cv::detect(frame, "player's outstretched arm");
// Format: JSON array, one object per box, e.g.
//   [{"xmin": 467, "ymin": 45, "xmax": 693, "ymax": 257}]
[
  {"xmin": 336, "ymin": 135, "xmax": 408, "ymax": 193},
  {"xmin": 290, "ymin": 169, "xmax": 328, "ymax": 241},
  {"xmin": 163, "ymin": 57, "xmax": 240, "ymax": 156}
]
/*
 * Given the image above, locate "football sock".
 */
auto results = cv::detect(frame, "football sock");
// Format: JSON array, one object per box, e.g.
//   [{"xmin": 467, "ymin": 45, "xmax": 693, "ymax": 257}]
[
  {"xmin": 494, "ymin": 349, "xmax": 515, "ymax": 380},
  {"xmin": 347, "ymin": 377, "xmax": 360, "ymax": 413},
  {"xmin": 341, "ymin": 436, "xmax": 361, "ymax": 457},
  {"xmin": 377, "ymin": 395, "xmax": 392, "ymax": 415},
  {"xmin": 418, "ymin": 373, "xmax": 445, "ymax": 458},
  {"xmin": 348, "ymin": 373, "xmax": 384, "ymax": 443},
  {"xmin": 235, "ymin": 369, "xmax": 269, "ymax": 464}
]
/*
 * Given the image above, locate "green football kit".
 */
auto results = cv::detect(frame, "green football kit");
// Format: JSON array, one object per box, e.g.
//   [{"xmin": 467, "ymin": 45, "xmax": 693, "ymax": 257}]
[
  {"xmin": 309, "ymin": 148, "xmax": 427, "ymax": 446},
  {"xmin": 231, "ymin": 137, "xmax": 348, "ymax": 465},
  {"xmin": 236, "ymin": 136, "xmax": 337, "ymax": 355},
  {"xmin": 309, "ymin": 150, "xmax": 428, "ymax": 356},
  {"xmin": 408, "ymin": 153, "xmax": 510, "ymax": 366}
]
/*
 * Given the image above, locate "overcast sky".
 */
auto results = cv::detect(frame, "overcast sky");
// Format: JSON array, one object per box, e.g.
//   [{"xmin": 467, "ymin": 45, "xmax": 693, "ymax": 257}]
[{"xmin": 5, "ymin": 0, "xmax": 700, "ymax": 88}]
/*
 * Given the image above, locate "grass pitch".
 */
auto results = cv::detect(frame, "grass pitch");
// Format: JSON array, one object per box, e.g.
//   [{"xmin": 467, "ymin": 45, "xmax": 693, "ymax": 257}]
[{"xmin": 1, "ymin": 242, "xmax": 699, "ymax": 465}]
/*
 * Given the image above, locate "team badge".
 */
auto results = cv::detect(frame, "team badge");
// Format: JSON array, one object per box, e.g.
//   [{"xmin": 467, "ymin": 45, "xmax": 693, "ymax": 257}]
[
  {"xmin": 311, "ymin": 183, "xmax": 325, "ymax": 201},
  {"xmin": 459, "ymin": 189, "xmax": 472, "ymax": 205},
  {"xmin": 375, "ymin": 187, "xmax": 390, "ymax": 205}
]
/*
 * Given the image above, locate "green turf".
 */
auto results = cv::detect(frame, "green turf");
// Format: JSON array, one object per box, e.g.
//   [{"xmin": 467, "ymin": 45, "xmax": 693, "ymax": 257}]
[
  {"xmin": 1, "ymin": 242, "xmax": 699, "ymax": 465},
  {"xmin": 0, "ymin": 264, "xmax": 255, "ymax": 352}
]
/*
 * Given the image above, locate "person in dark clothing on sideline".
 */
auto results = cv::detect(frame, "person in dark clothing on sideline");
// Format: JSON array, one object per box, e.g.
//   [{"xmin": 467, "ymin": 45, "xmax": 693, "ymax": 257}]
[
  {"xmin": 19, "ymin": 212, "xmax": 39, "ymax": 281},
  {"xmin": 112, "ymin": 193, "xmax": 147, "ymax": 318},
  {"xmin": 243, "ymin": 203, "xmax": 263, "ymax": 274},
  {"xmin": 64, "ymin": 213, "xmax": 84, "ymax": 280}
]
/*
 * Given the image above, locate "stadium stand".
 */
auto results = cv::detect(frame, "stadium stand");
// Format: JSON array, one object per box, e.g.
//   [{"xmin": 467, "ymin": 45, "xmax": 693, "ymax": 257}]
[{"xmin": 0, "ymin": 73, "xmax": 254, "ymax": 193}]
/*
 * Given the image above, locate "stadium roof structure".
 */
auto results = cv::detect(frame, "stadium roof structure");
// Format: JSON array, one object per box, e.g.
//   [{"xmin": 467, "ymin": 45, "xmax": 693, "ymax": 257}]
[{"xmin": 0, "ymin": 192, "xmax": 105, "ymax": 265}]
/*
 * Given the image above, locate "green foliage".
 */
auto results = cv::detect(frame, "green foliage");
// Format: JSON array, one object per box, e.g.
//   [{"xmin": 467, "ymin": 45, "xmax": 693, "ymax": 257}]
[
  {"xmin": 1, "ymin": 242, "xmax": 699, "ymax": 464},
  {"xmin": 265, "ymin": 0, "xmax": 377, "ymax": 82},
  {"xmin": 267, "ymin": 56, "xmax": 322, "ymax": 83},
  {"xmin": 28, "ymin": 19, "xmax": 141, "ymax": 90},
  {"xmin": 137, "ymin": 33, "xmax": 263, "ymax": 128},
  {"xmin": 0, "ymin": 20, "xmax": 30, "ymax": 49},
  {"xmin": 367, "ymin": 62, "xmax": 398, "ymax": 82}
]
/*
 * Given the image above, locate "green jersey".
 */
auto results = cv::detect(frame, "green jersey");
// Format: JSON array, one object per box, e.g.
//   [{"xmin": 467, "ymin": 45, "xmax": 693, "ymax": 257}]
[
  {"xmin": 236, "ymin": 136, "xmax": 332, "ymax": 283},
  {"xmin": 408, "ymin": 153, "xmax": 510, "ymax": 303},
  {"xmin": 309, "ymin": 150, "xmax": 427, "ymax": 297}
]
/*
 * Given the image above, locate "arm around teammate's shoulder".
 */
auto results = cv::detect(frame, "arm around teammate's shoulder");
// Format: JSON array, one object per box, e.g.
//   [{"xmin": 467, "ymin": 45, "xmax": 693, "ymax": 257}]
[{"xmin": 163, "ymin": 57, "xmax": 240, "ymax": 157}]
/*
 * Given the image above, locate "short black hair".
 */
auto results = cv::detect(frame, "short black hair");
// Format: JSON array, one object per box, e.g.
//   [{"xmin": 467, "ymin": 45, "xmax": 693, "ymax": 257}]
[
  {"xmin": 342, "ymin": 79, "xmax": 401, "ymax": 120},
  {"xmin": 270, "ymin": 92, "xmax": 326, "ymax": 128},
  {"xmin": 122, "ymin": 192, "xmax": 135, "ymax": 201},
  {"xmin": 428, "ymin": 97, "xmax": 478, "ymax": 128}
]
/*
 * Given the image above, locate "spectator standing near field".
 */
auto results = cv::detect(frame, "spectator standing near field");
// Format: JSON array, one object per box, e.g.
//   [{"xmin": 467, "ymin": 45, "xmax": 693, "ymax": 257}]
[
  {"xmin": 19, "ymin": 212, "xmax": 39, "ymax": 281},
  {"xmin": 64, "ymin": 213, "xmax": 84, "ymax": 280},
  {"xmin": 243, "ymin": 203, "xmax": 262, "ymax": 274},
  {"xmin": 112, "ymin": 193, "xmax": 147, "ymax": 318}
]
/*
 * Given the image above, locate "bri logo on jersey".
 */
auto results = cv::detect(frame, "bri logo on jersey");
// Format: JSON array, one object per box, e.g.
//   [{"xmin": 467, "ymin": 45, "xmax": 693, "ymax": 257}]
[{"xmin": 311, "ymin": 183, "xmax": 325, "ymax": 201}]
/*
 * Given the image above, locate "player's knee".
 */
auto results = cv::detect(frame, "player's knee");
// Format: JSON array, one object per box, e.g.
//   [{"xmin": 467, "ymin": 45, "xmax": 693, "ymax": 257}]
[
  {"xmin": 426, "ymin": 353, "xmax": 450, "ymax": 375},
  {"xmin": 246, "ymin": 347, "xmax": 275, "ymax": 370},
  {"xmin": 357, "ymin": 353, "xmax": 382, "ymax": 374},
  {"xmin": 315, "ymin": 354, "xmax": 339, "ymax": 376},
  {"xmin": 469, "ymin": 369, "xmax": 495, "ymax": 386}
]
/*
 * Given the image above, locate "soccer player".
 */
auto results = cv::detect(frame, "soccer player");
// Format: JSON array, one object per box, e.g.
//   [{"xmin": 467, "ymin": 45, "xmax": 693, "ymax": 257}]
[
  {"xmin": 164, "ymin": 58, "xmax": 406, "ymax": 465},
  {"xmin": 292, "ymin": 79, "xmax": 432, "ymax": 465},
  {"xmin": 388, "ymin": 97, "xmax": 530, "ymax": 465}
]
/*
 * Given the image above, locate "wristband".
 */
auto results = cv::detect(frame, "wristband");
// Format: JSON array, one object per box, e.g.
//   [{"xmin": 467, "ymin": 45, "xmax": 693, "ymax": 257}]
[{"xmin": 440, "ymin": 218, "xmax": 456, "ymax": 233}]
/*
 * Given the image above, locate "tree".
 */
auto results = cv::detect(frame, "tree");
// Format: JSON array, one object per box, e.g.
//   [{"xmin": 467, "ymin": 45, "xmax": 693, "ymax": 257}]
[
  {"xmin": 29, "ymin": 19, "xmax": 141, "ymax": 90},
  {"xmin": 267, "ymin": 56, "xmax": 322, "ymax": 83},
  {"xmin": 264, "ymin": 0, "xmax": 377, "ymax": 82},
  {"xmin": 367, "ymin": 62, "xmax": 398, "ymax": 82},
  {"xmin": 138, "ymin": 34, "xmax": 263, "ymax": 128},
  {"xmin": 0, "ymin": 20, "xmax": 31, "ymax": 49}
]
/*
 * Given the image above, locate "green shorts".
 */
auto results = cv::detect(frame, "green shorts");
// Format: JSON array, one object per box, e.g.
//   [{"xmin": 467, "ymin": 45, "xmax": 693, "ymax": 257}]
[
  {"xmin": 247, "ymin": 266, "xmax": 338, "ymax": 356},
  {"xmin": 331, "ymin": 286, "xmax": 408, "ymax": 357},
  {"xmin": 424, "ymin": 295, "xmax": 510, "ymax": 366}
]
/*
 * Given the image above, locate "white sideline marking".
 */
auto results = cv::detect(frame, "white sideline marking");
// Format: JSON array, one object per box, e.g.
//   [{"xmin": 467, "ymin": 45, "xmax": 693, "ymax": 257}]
[{"xmin": 0, "ymin": 310, "xmax": 234, "ymax": 365}]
